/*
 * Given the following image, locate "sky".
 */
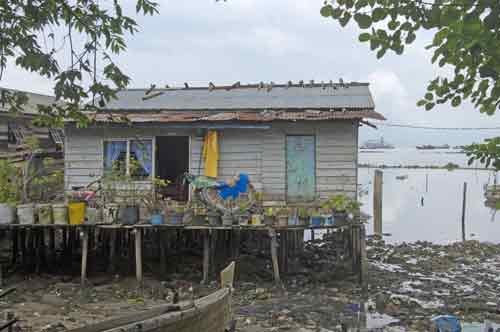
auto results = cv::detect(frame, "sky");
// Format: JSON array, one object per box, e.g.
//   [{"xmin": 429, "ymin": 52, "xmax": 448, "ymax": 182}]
[{"xmin": 2, "ymin": 0, "xmax": 499, "ymax": 147}]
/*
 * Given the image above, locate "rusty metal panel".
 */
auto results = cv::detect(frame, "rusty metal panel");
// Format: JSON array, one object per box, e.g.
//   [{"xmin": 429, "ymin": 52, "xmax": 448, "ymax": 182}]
[{"xmin": 286, "ymin": 135, "xmax": 316, "ymax": 202}]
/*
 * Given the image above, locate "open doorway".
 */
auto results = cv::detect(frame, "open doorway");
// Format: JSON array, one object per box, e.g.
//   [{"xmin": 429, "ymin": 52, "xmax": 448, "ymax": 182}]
[{"xmin": 156, "ymin": 136, "xmax": 190, "ymax": 201}]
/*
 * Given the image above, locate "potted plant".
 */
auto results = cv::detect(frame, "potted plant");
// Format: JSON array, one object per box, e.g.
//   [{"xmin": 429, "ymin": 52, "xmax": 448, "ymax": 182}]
[
  {"xmin": 276, "ymin": 207, "xmax": 289, "ymax": 227},
  {"xmin": 288, "ymin": 207, "xmax": 298, "ymax": 226},
  {"xmin": 235, "ymin": 198, "xmax": 250, "ymax": 225},
  {"xmin": 346, "ymin": 199, "xmax": 362, "ymax": 220},
  {"xmin": 207, "ymin": 209, "xmax": 221, "ymax": 226},
  {"xmin": 0, "ymin": 160, "xmax": 20, "ymax": 225},
  {"xmin": 264, "ymin": 207, "xmax": 276, "ymax": 225},
  {"xmin": 168, "ymin": 204, "xmax": 185, "ymax": 225},
  {"xmin": 298, "ymin": 207, "xmax": 309, "ymax": 226}
]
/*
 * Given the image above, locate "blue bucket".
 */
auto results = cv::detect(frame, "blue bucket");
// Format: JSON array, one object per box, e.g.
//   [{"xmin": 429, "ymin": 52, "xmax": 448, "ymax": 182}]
[
  {"xmin": 311, "ymin": 216, "xmax": 322, "ymax": 227},
  {"xmin": 150, "ymin": 214, "xmax": 164, "ymax": 225}
]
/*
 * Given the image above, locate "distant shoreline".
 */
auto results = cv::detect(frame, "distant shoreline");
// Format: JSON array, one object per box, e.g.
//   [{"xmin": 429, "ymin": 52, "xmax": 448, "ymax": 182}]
[{"xmin": 358, "ymin": 163, "xmax": 492, "ymax": 171}]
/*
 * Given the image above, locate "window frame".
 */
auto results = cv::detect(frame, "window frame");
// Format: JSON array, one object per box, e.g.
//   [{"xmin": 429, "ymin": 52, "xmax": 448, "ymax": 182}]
[{"xmin": 102, "ymin": 137, "xmax": 155, "ymax": 182}]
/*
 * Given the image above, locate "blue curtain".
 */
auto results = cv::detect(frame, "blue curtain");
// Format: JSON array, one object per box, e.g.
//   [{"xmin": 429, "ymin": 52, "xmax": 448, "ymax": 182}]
[
  {"xmin": 131, "ymin": 140, "xmax": 152, "ymax": 176},
  {"xmin": 104, "ymin": 141, "xmax": 127, "ymax": 170}
]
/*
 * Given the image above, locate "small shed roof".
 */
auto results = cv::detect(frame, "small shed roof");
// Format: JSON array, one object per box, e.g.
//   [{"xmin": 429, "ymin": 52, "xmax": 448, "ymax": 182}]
[
  {"xmin": 103, "ymin": 82, "xmax": 376, "ymax": 111},
  {"xmin": 0, "ymin": 88, "xmax": 56, "ymax": 115}
]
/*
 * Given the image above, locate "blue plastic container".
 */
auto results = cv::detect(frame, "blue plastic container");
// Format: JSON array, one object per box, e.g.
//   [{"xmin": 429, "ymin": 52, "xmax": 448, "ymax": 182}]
[
  {"xmin": 150, "ymin": 214, "xmax": 164, "ymax": 225},
  {"xmin": 311, "ymin": 216, "xmax": 322, "ymax": 227}
]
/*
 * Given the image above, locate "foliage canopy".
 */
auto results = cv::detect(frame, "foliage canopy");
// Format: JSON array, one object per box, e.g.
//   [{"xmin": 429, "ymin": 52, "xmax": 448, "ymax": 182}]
[{"xmin": 321, "ymin": 0, "xmax": 500, "ymax": 170}]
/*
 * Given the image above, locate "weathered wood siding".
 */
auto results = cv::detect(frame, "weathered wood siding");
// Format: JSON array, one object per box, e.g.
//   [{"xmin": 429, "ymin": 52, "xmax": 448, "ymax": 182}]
[{"xmin": 65, "ymin": 120, "xmax": 358, "ymax": 201}]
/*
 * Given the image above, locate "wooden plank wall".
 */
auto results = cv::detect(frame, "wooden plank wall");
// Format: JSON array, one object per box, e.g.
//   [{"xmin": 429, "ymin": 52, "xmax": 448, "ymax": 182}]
[{"xmin": 65, "ymin": 121, "xmax": 358, "ymax": 200}]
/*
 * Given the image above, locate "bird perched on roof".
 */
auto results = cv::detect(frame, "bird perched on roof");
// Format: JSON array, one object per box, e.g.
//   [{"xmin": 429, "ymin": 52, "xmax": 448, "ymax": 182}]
[
  {"xmin": 208, "ymin": 82, "xmax": 215, "ymax": 91},
  {"xmin": 298, "ymin": 80, "xmax": 304, "ymax": 87},
  {"xmin": 184, "ymin": 82, "xmax": 189, "ymax": 89},
  {"xmin": 231, "ymin": 81, "xmax": 241, "ymax": 89},
  {"xmin": 339, "ymin": 78, "xmax": 344, "ymax": 84},
  {"xmin": 309, "ymin": 79, "xmax": 315, "ymax": 87},
  {"xmin": 258, "ymin": 81, "xmax": 264, "ymax": 91},
  {"xmin": 287, "ymin": 80, "xmax": 293, "ymax": 88}
]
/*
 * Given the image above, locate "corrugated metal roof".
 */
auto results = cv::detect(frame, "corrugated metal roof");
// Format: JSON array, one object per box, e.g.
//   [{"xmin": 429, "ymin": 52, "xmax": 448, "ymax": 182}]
[
  {"xmin": 0, "ymin": 88, "xmax": 56, "ymax": 115},
  {"xmin": 102, "ymin": 82, "xmax": 376, "ymax": 111},
  {"xmin": 91, "ymin": 109, "xmax": 385, "ymax": 123}
]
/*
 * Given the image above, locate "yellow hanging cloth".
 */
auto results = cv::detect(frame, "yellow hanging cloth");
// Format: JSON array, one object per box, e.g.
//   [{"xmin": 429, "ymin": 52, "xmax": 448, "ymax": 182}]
[{"xmin": 202, "ymin": 130, "xmax": 219, "ymax": 178}]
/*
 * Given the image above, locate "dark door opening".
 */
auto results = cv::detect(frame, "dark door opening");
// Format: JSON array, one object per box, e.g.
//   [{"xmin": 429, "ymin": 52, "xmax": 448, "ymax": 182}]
[{"xmin": 156, "ymin": 136, "xmax": 189, "ymax": 201}]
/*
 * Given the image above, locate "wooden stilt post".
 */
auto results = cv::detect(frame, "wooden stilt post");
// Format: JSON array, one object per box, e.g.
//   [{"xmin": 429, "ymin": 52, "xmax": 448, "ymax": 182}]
[
  {"xmin": 269, "ymin": 229, "xmax": 281, "ymax": 285},
  {"xmin": 10, "ymin": 229, "xmax": 18, "ymax": 267},
  {"xmin": 462, "ymin": 182, "xmax": 467, "ymax": 242},
  {"xmin": 81, "ymin": 228, "xmax": 89, "ymax": 287},
  {"xmin": 359, "ymin": 225, "xmax": 368, "ymax": 290},
  {"xmin": 108, "ymin": 229, "xmax": 117, "ymax": 274},
  {"xmin": 159, "ymin": 229, "xmax": 167, "ymax": 277},
  {"xmin": 202, "ymin": 229, "xmax": 210, "ymax": 284},
  {"xmin": 135, "ymin": 228, "xmax": 143, "ymax": 285},
  {"xmin": 373, "ymin": 170, "xmax": 383, "ymax": 237}
]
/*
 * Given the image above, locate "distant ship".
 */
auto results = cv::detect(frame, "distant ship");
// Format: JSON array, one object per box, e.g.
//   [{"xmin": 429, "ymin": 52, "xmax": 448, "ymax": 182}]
[
  {"xmin": 416, "ymin": 144, "xmax": 450, "ymax": 150},
  {"xmin": 360, "ymin": 137, "xmax": 395, "ymax": 149}
]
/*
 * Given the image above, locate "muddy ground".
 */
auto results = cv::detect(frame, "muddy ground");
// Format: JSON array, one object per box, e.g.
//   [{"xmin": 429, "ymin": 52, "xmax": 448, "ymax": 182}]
[{"xmin": 1, "ymin": 236, "xmax": 499, "ymax": 332}]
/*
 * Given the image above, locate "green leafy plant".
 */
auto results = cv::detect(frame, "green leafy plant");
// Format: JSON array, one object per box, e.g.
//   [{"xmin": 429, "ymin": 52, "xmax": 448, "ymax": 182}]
[
  {"xmin": 0, "ymin": 160, "xmax": 21, "ymax": 204},
  {"xmin": 0, "ymin": 0, "xmax": 159, "ymax": 127},
  {"xmin": 320, "ymin": 0, "xmax": 500, "ymax": 170},
  {"xmin": 141, "ymin": 177, "xmax": 170, "ymax": 214}
]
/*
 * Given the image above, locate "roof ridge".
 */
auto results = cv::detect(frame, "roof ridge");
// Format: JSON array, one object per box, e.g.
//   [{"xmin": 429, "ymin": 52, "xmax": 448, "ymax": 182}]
[{"xmin": 123, "ymin": 81, "xmax": 369, "ymax": 91}]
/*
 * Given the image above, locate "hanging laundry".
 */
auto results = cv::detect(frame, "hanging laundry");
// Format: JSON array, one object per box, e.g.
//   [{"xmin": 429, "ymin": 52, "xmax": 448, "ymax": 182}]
[{"xmin": 202, "ymin": 130, "xmax": 219, "ymax": 178}]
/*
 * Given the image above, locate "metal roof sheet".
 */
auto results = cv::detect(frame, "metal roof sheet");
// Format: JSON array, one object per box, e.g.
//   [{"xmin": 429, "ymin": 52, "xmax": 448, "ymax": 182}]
[
  {"xmin": 0, "ymin": 88, "xmax": 56, "ymax": 115},
  {"xmin": 103, "ymin": 82, "xmax": 375, "ymax": 111},
  {"xmin": 90, "ymin": 109, "xmax": 385, "ymax": 123}
]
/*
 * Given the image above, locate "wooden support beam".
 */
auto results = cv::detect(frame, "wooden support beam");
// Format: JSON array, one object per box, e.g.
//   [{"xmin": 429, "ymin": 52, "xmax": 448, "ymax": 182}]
[
  {"xmin": 108, "ymin": 230, "xmax": 117, "ymax": 274},
  {"xmin": 81, "ymin": 229, "xmax": 89, "ymax": 287},
  {"xmin": 202, "ymin": 229, "xmax": 210, "ymax": 284},
  {"xmin": 268, "ymin": 229, "xmax": 281, "ymax": 285},
  {"xmin": 135, "ymin": 228, "xmax": 143, "ymax": 285},
  {"xmin": 359, "ymin": 225, "xmax": 368, "ymax": 290},
  {"xmin": 373, "ymin": 170, "xmax": 383, "ymax": 237}
]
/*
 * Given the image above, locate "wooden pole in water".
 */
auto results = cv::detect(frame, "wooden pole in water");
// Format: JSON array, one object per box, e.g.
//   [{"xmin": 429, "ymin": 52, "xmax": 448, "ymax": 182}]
[
  {"xmin": 373, "ymin": 170, "xmax": 383, "ymax": 237},
  {"xmin": 426, "ymin": 173, "xmax": 429, "ymax": 193},
  {"xmin": 202, "ymin": 229, "xmax": 210, "ymax": 284},
  {"xmin": 462, "ymin": 182, "xmax": 467, "ymax": 242}
]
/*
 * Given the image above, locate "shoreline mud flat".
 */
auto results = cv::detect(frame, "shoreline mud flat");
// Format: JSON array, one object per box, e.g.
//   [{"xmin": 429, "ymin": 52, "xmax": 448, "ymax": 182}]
[{"xmin": 1, "ymin": 238, "xmax": 499, "ymax": 332}]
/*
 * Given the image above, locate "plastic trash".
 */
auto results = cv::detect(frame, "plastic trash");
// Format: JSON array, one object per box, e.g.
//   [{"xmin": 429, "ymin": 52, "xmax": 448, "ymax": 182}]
[{"xmin": 431, "ymin": 315, "xmax": 461, "ymax": 332}]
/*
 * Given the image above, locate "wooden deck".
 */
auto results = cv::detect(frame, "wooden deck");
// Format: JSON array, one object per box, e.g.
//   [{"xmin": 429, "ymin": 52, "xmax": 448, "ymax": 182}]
[{"xmin": 0, "ymin": 223, "xmax": 367, "ymax": 287}]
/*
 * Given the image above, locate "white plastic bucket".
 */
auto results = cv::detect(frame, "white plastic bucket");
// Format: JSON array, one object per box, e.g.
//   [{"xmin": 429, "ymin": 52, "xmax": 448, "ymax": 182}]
[
  {"xmin": 0, "ymin": 203, "xmax": 16, "ymax": 225},
  {"xmin": 17, "ymin": 203, "xmax": 36, "ymax": 225},
  {"xmin": 52, "ymin": 204, "xmax": 68, "ymax": 225},
  {"xmin": 37, "ymin": 204, "xmax": 53, "ymax": 225},
  {"xmin": 103, "ymin": 204, "xmax": 119, "ymax": 224}
]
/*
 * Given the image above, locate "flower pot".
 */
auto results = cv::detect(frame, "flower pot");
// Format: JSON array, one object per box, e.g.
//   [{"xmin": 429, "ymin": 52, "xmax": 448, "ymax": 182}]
[
  {"xmin": 52, "ymin": 204, "xmax": 68, "ymax": 225},
  {"xmin": 207, "ymin": 213, "xmax": 221, "ymax": 226},
  {"xmin": 251, "ymin": 214, "xmax": 262, "ymax": 226},
  {"xmin": 85, "ymin": 207, "xmax": 98, "ymax": 224},
  {"xmin": 264, "ymin": 215, "xmax": 275, "ymax": 226},
  {"xmin": 169, "ymin": 213, "xmax": 184, "ymax": 225},
  {"xmin": 288, "ymin": 216, "xmax": 298, "ymax": 226},
  {"xmin": 277, "ymin": 216, "xmax": 288, "ymax": 227},
  {"xmin": 333, "ymin": 212, "xmax": 348, "ymax": 225},
  {"xmin": 192, "ymin": 215, "xmax": 206, "ymax": 226},
  {"xmin": 237, "ymin": 214, "xmax": 249, "ymax": 225},
  {"xmin": 119, "ymin": 205, "xmax": 139, "ymax": 225},
  {"xmin": 150, "ymin": 213, "xmax": 164, "ymax": 225},
  {"xmin": 324, "ymin": 215, "xmax": 334, "ymax": 226},
  {"xmin": 68, "ymin": 202, "xmax": 86, "ymax": 225},
  {"xmin": 311, "ymin": 216, "xmax": 322, "ymax": 227},
  {"xmin": 37, "ymin": 204, "xmax": 53, "ymax": 225},
  {"xmin": 17, "ymin": 203, "xmax": 36, "ymax": 225},
  {"xmin": 298, "ymin": 217, "xmax": 308, "ymax": 226},
  {"xmin": 0, "ymin": 203, "xmax": 16, "ymax": 225},
  {"xmin": 222, "ymin": 213, "xmax": 233, "ymax": 226},
  {"xmin": 103, "ymin": 204, "xmax": 119, "ymax": 224}
]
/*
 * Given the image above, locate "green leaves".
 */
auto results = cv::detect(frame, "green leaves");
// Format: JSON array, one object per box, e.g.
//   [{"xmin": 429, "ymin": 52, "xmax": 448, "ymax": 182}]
[
  {"xmin": 354, "ymin": 13, "xmax": 372, "ymax": 28},
  {"xmin": 358, "ymin": 33, "xmax": 371, "ymax": 42},
  {"xmin": 0, "ymin": 0, "xmax": 159, "ymax": 127}
]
